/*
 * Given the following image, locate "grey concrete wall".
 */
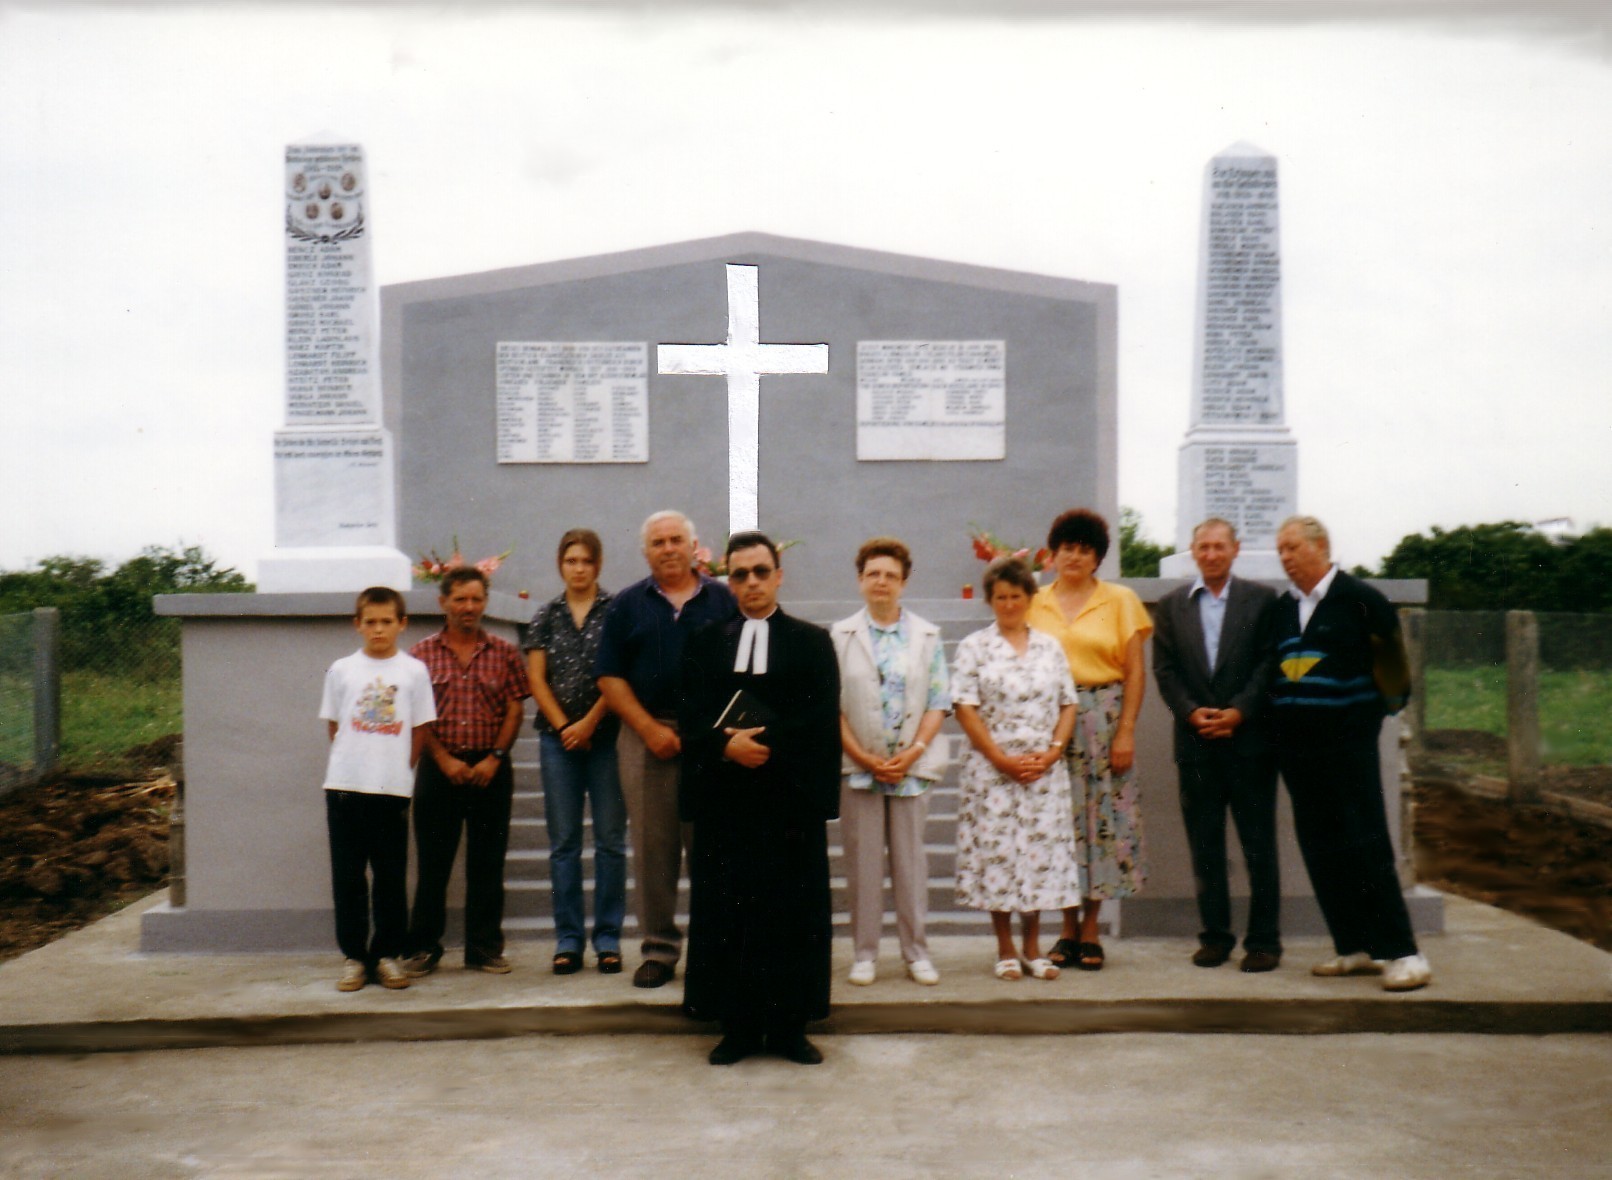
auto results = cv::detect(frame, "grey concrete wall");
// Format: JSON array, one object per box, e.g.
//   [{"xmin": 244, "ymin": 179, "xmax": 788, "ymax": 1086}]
[
  {"xmin": 143, "ymin": 592, "xmax": 530, "ymax": 952},
  {"xmin": 382, "ymin": 233, "xmax": 1117, "ymax": 603},
  {"xmin": 145, "ymin": 579, "xmax": 1437, "ymax": 951}
]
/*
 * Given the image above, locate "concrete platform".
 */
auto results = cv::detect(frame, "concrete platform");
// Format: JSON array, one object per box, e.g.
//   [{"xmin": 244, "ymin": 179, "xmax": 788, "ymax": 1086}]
[{"xmin": 2, "ymin": 890, "xmax": 1607, "ymax": 1055}]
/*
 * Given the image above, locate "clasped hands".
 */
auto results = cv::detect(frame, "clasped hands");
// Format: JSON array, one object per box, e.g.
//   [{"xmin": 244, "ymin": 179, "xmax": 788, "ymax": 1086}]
[
  {"xmin": 441, "ymin": 753, "xmax": 500, "ymax": 787},
  {"xmin": 1188, "ymin": 706, "xmax": 1244, "ymax": 741},
  {"xmin": 995, "ymin": 746, "xmax": 1062, "ymax": 784}
]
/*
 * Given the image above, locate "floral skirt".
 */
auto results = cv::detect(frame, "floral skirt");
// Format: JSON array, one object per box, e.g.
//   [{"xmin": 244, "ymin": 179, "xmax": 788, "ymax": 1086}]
[
  {"xmin": 954, "ymin": 750, "xmax": 1082, "ymax": 914},
  {"xmin": 1067, "ymin": 682, "xmax": 1146, "ymax": 899}
]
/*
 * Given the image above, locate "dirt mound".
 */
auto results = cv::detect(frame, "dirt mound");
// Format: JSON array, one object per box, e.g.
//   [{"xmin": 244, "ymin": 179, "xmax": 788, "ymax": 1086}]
[
  {"xmin": 0, "ymin": 773, "xmax": 173, "ymax": 962},
  {"xmin": 1421, "ymin": 728, "xmax": 1507, "ymax": 758},
  {"xmin": 1413, "ymin": 779, "xmax": 1612, "ymax": 952}
]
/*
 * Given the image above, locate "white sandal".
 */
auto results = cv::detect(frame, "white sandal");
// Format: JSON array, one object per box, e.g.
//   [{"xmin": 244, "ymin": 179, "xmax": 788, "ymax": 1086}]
[
  {"xmin": 1023, "ymin": 957, "xmax": 1060, "ymax": 981},
  {"xmin": 993, "ymin": 957, "xmax": 1023, "ymax": 981}
]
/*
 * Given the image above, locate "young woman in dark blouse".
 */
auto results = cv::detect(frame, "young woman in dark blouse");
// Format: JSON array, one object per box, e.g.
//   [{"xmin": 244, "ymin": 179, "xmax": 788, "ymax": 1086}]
[{"xmin": 523, "ymin": 529, "xmax": 626, "ymax": 975}]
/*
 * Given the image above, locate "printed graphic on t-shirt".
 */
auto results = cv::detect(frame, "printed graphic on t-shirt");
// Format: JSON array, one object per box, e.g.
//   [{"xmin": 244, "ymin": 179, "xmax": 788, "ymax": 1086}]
[{"xmin": 352, "ymin": 677, "xmax": 404, "ymax": 735}]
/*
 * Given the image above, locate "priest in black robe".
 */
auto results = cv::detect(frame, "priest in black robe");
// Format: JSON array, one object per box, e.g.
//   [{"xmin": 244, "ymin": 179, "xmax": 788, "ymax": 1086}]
[{"xmin": 678, "ymin": 530, "xmax": 842, "ymax": 1065}]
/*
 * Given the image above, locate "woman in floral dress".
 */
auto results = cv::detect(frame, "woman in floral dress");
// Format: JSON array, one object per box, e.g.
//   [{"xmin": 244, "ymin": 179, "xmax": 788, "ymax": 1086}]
[{"xmin": 951, "ymin": 557, "xmax": 1081, "ymax": 981}]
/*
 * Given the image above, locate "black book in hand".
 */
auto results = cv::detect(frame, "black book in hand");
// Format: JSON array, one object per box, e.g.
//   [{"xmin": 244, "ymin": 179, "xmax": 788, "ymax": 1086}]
[{"xmin": 713, "ymin": 688, "xmax": 779, "ymax": 733}]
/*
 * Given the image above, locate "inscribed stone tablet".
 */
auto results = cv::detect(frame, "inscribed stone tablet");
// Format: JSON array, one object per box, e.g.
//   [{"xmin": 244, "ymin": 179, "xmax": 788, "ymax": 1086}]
[
  {"xmin": 1198, "ymin": 158, "xmax": 1283, "ymax": 426},
  {"xmin": 496, "ymin": 342, "xmax": 649, "ymax": 464},
  {"xmin": 284, "ymin": 144, "xmax": 377, "ymax": 426},
  {"xmin": 273, "ymin": 430, "xmax": 394, "ymax": 547},
  {"xmin": 856, "ymin": 340, "xmax": 1006, "ymax": 461},
  {"xmin": 1185, "ymin": 441, "xmax": 1295, "ymax": 550}
]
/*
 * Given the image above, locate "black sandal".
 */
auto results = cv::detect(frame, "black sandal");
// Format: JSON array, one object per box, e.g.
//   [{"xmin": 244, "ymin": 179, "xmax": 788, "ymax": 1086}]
[
  {"xmin": 1076, "ymin": 941, "xmax": 1105, "ymax": 971},
  {"xmin": 597, "ymin": 950, "xmax": 623, "ymax": 975},
  {"xmin": 553, "ymin": 951, "xmax": 583, "ymax": 975},
  {"xmin": 1048, "ymin": 938, "xmax": 1081, "ymax": 968}
]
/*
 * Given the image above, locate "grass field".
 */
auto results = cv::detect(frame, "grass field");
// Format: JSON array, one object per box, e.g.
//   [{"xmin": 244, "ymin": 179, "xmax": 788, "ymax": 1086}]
[
  {"xmin": 1425, "ymin": 665, "xmax": 1612, "ymax": 766},
  {"xmin": 59, "ymin": 671, "xmax": 181, "ymax": 772}
]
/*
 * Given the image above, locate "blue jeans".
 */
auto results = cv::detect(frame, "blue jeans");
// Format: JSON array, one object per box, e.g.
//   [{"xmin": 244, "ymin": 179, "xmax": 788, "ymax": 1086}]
[{"xmin": 540, "ymin": 731, "xmax": 627, "ymax": 955}]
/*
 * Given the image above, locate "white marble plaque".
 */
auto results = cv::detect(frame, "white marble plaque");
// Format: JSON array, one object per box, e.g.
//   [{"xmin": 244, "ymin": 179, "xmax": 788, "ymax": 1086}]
[
  {"xmin": 1196, "ymin": 148, "xmax": 1283, "ymax": 426},
  {"xmin": 856, "ymin": 340, "xmax": 1005, "ymax": 461},
  {"xmin": 496, "ymin": 342, "xmax": 649, "ymax": 464},
  {"xmin": 272, "ymin": 429, "xmax": 395, "ymax": 547},
  {"xmin": 285, "ymin": 144, "xmax": 377, "ymax": 425}
]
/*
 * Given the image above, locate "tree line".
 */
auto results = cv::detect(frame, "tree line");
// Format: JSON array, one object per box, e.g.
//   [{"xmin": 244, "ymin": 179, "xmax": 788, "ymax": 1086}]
[
  {"xmin": 1117, "ymin": 513, "xmax": 1612, "ymax": 614},
  {"xmin": 0, "ymin": 545, "xmax": 251, "ymax": 677}
]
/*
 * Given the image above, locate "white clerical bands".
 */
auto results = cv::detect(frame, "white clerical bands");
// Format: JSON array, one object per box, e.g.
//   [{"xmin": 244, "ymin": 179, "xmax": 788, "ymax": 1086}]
[{"xmin": 734, "ymin": 617, "xmax": 770, "ymax": 675}]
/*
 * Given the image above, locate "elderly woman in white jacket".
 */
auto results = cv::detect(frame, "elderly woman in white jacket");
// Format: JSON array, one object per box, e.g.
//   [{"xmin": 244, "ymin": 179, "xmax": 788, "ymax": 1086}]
[{"xmin": 831, "ymin": 537, "xmax": 951, "ymax": 987}]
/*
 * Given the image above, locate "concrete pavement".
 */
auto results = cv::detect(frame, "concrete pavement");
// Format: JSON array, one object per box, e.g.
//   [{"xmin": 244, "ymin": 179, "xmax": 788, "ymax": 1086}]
[{"xmin": 1, "ymin": 890, "xmax": 1608, "ymax": 1054}]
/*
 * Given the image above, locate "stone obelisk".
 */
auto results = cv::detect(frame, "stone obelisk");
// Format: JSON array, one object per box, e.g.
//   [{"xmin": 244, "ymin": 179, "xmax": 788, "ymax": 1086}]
[
  {"xmin": 257, "ymin": 138, "xmax": 410, "ymax": 592},
  {"xmin": 1160, "ymin": 142, "xmax": 1297, "ymax": 579}
]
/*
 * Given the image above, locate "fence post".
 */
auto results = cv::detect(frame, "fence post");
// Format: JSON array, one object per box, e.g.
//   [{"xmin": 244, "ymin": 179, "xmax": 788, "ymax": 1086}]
[
  {"xmin": 31, "ymin": 608, "xmax": 60, "ymax": 780},
  {"xmin": 1505, "ymin": 609, "xmax": 1541, "ymax": 804},
  {"xmin": 1399, "ymin": 608, "xmax": 1426, "ymax": 750}
]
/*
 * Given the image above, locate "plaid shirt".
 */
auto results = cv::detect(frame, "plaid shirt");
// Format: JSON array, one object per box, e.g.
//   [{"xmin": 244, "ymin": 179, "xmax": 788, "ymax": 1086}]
[{"xmin": 410, "ymin": 629, "xmax": 531, "ymax": 754}]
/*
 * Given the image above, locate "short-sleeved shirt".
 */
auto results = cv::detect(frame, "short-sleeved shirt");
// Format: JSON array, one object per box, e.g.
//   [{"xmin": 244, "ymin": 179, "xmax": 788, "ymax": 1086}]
[
  {"xmin": 319, "ymin": 650, "xmax": 437, "ymax": 796},
  {"xmin": 410, "ymin": 629, "xmax": 531, "ymax": 754},
  {"xmin": 522, "ymin": 588, "xmax": 617, "ymax": 739},
  {"xmin": 594, "ymin": 574, "xmax": 738, "ymax": 719},
  {"xmin": 1027, "ymin": 580, "xmax": 1153, "ymax": 686}
]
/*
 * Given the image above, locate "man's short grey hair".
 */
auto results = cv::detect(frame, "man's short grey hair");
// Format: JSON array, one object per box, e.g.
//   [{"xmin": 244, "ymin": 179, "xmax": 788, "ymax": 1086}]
[
  {"xmin": 640, "ymin": 510, "xmax": 696, "ymax": 546},
  {"xmin": 1278, "ymin": 515, "xmax": 1330, "ymax": 554},
  {"xmin": 1191, "ymin": 517, "xmax": 1238, "ymax": 544}
]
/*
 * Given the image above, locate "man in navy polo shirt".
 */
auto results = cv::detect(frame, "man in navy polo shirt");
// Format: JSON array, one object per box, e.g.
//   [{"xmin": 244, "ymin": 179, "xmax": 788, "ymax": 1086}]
[{"xmin": 597, "ymin": 510, "xmax": 738, "ymax": 988}]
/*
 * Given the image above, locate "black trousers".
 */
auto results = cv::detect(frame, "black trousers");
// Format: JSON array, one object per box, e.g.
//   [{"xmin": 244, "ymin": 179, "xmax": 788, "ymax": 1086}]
[
  {"xmin": 1177, "ymin": 743, "xmax": 1282, "ymax": 955},
  {"xmin": 1279, "ymin": 739, "xmax": 1418, "ymax": 962},
  {"xmin": 407, "ymin": 751, "xmax": 514, "ymax": 963},
  {"xmin": 326, "ymin": 789, "xmax": 411, "ymax": 965}
]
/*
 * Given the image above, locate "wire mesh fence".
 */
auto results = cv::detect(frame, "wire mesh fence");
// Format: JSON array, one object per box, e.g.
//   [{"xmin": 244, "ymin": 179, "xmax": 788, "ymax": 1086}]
[
  {"xmin": 0, "ymin": 611, "xmax": 37, "ymax": 787},
  {"xmin": 57, "ymin": 615, "xmax": 182, "ymax": 773},
  {"xmin": 1419, "ymin": 610, "xmax": 1612, "ymax": 771},
  {"xmin": 1535, "ymin": 613, "xmax": 1612, "ymax": 767}
]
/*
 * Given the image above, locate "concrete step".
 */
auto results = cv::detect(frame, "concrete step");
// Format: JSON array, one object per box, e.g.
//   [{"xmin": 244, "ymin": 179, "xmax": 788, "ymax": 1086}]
[{"xmin": 8, "ymin": 893, "xmax": 1607, "ymax": 1054}]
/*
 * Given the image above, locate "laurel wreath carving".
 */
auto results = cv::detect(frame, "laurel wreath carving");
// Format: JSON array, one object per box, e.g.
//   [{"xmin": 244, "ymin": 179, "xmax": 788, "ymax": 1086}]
[{"xmin": 284, "ymin": 208, "xmax": 366, "ymax": 244}]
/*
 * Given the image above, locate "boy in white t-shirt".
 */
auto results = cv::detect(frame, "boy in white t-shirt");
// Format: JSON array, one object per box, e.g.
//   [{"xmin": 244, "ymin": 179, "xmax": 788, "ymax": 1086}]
[{"xmin": 319, "ymin": 587, "xmax": 437, "ymax": 992}]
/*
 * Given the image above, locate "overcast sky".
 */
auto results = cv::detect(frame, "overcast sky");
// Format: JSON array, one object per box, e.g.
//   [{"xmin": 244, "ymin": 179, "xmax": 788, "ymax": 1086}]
[{"xmin": 1, "ymin": 1, "xmax": 1608, "ymax": 581}]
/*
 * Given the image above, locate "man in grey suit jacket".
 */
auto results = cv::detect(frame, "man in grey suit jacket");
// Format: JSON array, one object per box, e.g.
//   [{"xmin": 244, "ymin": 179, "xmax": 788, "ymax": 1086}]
[{"xmin": 1153, "ymin": 518, "xmax": 1282, "ymax": 972}]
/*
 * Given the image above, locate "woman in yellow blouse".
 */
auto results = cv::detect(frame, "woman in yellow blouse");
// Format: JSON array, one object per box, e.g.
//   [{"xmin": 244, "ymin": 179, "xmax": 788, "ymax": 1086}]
[{"xmin": 1027, "ymin": 508, "xmax": 1153, "ymax": 971}]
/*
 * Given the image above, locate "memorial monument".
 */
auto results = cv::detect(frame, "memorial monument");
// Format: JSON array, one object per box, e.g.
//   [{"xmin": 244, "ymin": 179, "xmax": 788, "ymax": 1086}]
[
  {"xmin": 1160, "ymin": 142, "xmax": 1297, "ymax": 578},
  {"xmin": 258, "ymin": 139, "xmax": 410, "ymax": 592},
  {"xmin": 145, "ymin": 155, "xmax": 1437, "ymax": 951}
]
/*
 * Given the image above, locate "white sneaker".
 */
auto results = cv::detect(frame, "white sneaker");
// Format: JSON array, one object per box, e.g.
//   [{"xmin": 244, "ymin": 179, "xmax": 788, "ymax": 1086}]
[
  {"xmin": 336, "ymin": 958, "xmax": 368, "ymax": 992},
  {"xmin": 1311, "ymin": 952, "xmax": 1384, "ymax": 977},
  {"xmin": 375, "ymin": 957, "xmax": 412, "ymax": 990},
  {"xmin": 906, "ymin": 959, "xmax": 940, "ymax": 986},
  {"xmin": 1382, "ymin": 953, "xmax": 1432, "ymax": 992},
  {"xmin": 848, "ymin": 959, "xmax": 877, "ymax": 986}
]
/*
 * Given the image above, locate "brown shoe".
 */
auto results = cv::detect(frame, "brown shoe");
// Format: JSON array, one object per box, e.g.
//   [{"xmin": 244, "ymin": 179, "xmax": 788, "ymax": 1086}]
[
  {"xmin": 1240, "ymin": 950, "xmax": 1282, "ymax": 974},
  {"xmin": 468, "ymin": 955, "xmax": 513, "ymax": 974},
  {"xmin": 633, "ymin": 960, "xmax": 675, "ymax": 989},
  {"xmin": 1192, "ymin": 945, "xmax": 1232, "ymax": 968}
]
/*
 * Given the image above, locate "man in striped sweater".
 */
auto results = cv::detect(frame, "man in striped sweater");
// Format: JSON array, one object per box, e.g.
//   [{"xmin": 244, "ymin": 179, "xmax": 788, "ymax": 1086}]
[{"xmin": 1271, "ymin": 516, "xmax": 1431, "ymax": 992}]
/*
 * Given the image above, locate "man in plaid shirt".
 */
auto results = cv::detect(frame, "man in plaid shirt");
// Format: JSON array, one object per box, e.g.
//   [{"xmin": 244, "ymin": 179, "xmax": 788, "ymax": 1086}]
[{"xmin": 403, "ymin": 566, "xmax": 532, "ymax": 975}]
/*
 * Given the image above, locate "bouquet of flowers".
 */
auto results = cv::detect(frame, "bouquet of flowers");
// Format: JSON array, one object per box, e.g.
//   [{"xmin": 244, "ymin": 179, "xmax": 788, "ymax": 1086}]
[
  {"xmin": 413, "ymin": 536, "xmax": 513, "ymax": 584},
  {"xmin": 968, "ymin": 525, "xmax": 1050, "ymax": 572}
]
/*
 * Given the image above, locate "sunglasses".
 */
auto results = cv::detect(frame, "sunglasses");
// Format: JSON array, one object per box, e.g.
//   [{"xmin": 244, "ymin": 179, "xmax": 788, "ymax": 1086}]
[{"xmin": 728, "ymin": 564, "xmax": 776, "ymax": 583}]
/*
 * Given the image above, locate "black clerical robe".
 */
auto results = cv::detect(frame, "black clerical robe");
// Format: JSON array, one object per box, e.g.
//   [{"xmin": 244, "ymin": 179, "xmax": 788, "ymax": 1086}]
[{"xmin": 677, "ymin": 609, "xmax": 842, "ymax": 1032}]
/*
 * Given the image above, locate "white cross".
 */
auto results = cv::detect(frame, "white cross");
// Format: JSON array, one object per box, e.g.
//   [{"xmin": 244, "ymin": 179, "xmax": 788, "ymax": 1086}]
[{"xmin": 657, "ymin": 264, "xmax": 828, "ymax": 534}]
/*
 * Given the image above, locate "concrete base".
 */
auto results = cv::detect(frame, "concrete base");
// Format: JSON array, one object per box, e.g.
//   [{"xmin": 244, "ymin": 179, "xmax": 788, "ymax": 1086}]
[
  {"xmin": 255, "ymin": 546, "xmax": 413, "ymax": 593},
  {"xmin": 10, "ymin": 891, "xmax": 1606, "ymax": 1056}
]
